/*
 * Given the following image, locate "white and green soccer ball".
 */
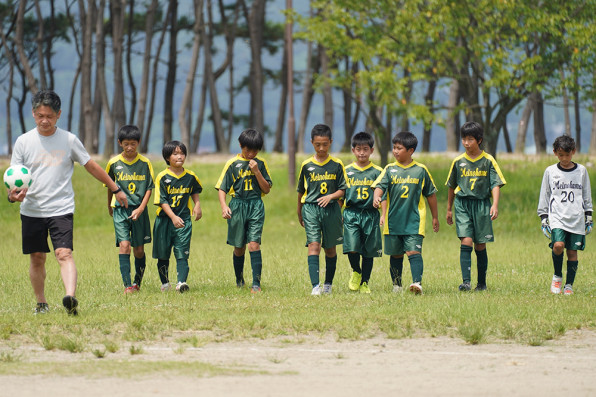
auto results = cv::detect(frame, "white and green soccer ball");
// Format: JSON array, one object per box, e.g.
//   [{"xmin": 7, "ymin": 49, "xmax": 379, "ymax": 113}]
[{"xmin": 3, "ymin": 165, "xmax": 33, "ymax": 190}]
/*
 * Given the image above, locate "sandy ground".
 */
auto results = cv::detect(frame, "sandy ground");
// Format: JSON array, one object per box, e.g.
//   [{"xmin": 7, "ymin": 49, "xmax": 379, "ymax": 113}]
[{"xmin": 2, "ymin": 330, "xmax": 595, "ymax": 397}]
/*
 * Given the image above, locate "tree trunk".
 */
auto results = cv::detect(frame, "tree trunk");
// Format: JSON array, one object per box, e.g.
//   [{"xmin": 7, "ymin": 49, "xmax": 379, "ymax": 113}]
[
  {"xmin": 163, "ymin": 0, "xmax": 178, "ymax": 145},
  {"xmin": 273, "ymin": 41, "xmax": 288, "ymax": 153},
  {"xmin": 533, "ymin": 91, "xmax": 547, "ymax": 154},
  {"xmin": 205, "ymin": 0, "xmax": 226, "ymax": 152},
  {"xmin": 445, "ymin": 78, "xmax": 460, "ymax": 152},
  {"xmin": 97, "ymin": 0, "xmax": 115, "ymax": 157},
  {"xmin": 561, "ymin": 69, "xmax": 571, "ymax": 136},
  {"xmin": 243, "ymin": 0, "xmax": 265, "ymax": 133},
  {"xmin": 78, "ymin": 0, "xmax": 94, "ymax": 150},
  {"xmin": 297, "ymin": 35, "xmax": 317, "ymax": 153},
  {"xmin": 111, "ymin": 0, "xmax": 127, "ymax": 134},
  {"xmin": 45, "ymin": 0, "xmax": 56, "ymax": 89},
  {"xmin": 590, "ymin": 97, "xmax": 596, "ymax": 155},
  {"xmin": 15, "ymin": 0, "xmax": 38, "ymax": 93},
  {"xmin": 178, "ymin": 0, "xmax": 204, "ymax": 148},
  {"xmin": 574, "ymin": 85, "xmax": 581, "ymax": 152},
  {"xmin": 34, "ymin": 0, "xmax": 47, "ymax": 89},
  {"xmin": 191, "ymin": 60, "xmax": 209, "ymax": 153},
  {"xmin": 515, "ymin": 93, "xmax": 534, "ymax": 153},
  {"xmin": 422, "ymin": 78, "xmax": 437, "ymax": 152},
  {"xmin": 341, "ymin": 58, "xmax": 359, "ymax": 152},
  {"xmin": 320, "ymin": 45, "xmax": 333, "ymax": 129},
  {"xmin": 502, "ymin": 116, "xmax": 512, "ymax": 153}
]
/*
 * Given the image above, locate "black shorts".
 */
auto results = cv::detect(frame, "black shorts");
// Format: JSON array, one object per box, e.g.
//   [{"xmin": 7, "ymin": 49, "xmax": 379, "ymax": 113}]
[{"xmin": 21, "ymin": 214, "xmax": 74, "ymax": 254}]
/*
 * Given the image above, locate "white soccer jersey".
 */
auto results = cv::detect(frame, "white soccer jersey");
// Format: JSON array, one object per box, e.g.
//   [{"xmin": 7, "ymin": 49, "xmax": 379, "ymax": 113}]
[{"xmin": 537, "ymin": 162, "xmax": 593, "ymax": 235}]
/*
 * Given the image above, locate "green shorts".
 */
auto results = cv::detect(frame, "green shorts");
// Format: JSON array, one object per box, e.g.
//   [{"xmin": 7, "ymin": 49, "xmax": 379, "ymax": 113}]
[
  {"xmin": 343, "ymin": 208, "xmax": 382, "ymax": 257},
  {"xmin": 152, "ymin": 215, "xmax": 193, "ymax": 260},
  {"xmin": 384, "ymin": 234, "xmax": 424, "ymax": 256},
  {"xmin": 550, "ymin": 228, "xmax": 585, "ymax": 251},
  {"xmin": 227, "ymin": 198, "xmax": 265, "ymax": 247},
  {"xmin": 302, "ymin": 202, "xmax": 343, "ymax": 249},
  {"xmin": 454, "ymin": 196, "xmax": 494, "ymax": 243},
  {"xmin": 112, "ymin": 205, "xmax": 152, "ymax": 247}
]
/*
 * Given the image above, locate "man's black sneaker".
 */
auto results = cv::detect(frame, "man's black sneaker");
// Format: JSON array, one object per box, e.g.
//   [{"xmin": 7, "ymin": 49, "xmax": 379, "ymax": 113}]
[
  {"xmin": 458, "ymin": 282, "xmax": 471, "ymax": 291},
  {"xmin": 62, "ymin": 295, "xmax": 78, "ymax": 316},
  {"xmin": 34, "ymin": 302, "xmax": 49, "ymax": 315}
]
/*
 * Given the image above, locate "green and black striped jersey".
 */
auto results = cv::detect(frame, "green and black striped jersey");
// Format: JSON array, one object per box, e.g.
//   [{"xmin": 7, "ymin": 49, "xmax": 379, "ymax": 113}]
[
  {"xmin": 105, "ymin": 153, "xmax": 155, "ymax": 207},
  {"xmin": 214, "ymin": 154, "xmax": 272, "ymax": 199},
  {"xmin": 297, "ymin": 156, "xmax": 349, "ymax": 204},
  {"xmin": 154, "ymin": 168, "xmax": 203, "ymax": 218},
  {"xmin": 445, "ymin": 151, "xmax": 506, "ymax": 199},
  {"xmin": 372, "ymin": 161, "xmax": 437, "ymax": 236},
  {"xmin": 344, "ymin": 162, "xmax": 383, "ymax": 210}
]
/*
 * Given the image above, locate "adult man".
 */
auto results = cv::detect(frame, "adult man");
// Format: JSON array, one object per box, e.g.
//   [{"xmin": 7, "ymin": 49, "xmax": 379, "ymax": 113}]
[{"xmin": 7, "ymin": 90, "xmax": 128, "ymax": 315}]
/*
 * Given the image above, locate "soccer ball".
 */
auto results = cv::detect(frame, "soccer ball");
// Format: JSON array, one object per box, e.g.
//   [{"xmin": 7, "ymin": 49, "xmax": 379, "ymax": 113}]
[{"xmin": 3, "ymin": 165, "xmax": 33, "ymax": 190}]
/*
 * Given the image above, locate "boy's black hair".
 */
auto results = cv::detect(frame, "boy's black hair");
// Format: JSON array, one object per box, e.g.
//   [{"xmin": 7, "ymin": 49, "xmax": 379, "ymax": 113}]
[
  {"xmin": 460, "ymin": 121, "xmax": 483, "ymax": 144},
  {"xmin": 238, "ymin": 128, "xmax": 264, "ymax": 150},
  {"xmin": 32, "ymin": 90, "xmax": 61, "ymax": 113},
  {"xmin": 311, "ymin": 124, "xmax": 332, "ymax": 141},
  {"xmin": 162, "ymin": 140, "xmax": 187, "ymax": 165},
  {"xmin": 118, "ymin": 125, "xmax": 142, "ymax": 142},
  {"xmin": 351, "ymin": 131, "xmax": 374, "ymax": 148},
  {"xmin": 392, "ymin": 131, "xmax": 418, "ymax": 151},
  {"xmin": 553, "ymin": 135, "xmax": 576, "ymax": 152}
]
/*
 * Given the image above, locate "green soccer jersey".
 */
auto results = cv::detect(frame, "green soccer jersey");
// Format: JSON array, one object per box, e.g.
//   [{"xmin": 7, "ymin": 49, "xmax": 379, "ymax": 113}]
[
  {"xmin": 445, "ymin": 151, "xmax": 506, "ymax": 199},
  {"xmin": 154, "ymin": 168, "xmax": 203, "ymax": 218},
  {"xmin": 372, "ymin": 160, "xmax": 437, "ymax": 236},
  {"xmin": 214, "ymin": 154, "xmax": 272, "ymax": 199},
  {"xmin": 344, "ymin": 162, "xmax": 383, "ymax": 210},
  {"xmin": 106, "ymin": 153, "xmax": 155, "ymax": 207},
  {"xmin": 297, "ymin": 156, "xmax": 349, "ymax": 203}
]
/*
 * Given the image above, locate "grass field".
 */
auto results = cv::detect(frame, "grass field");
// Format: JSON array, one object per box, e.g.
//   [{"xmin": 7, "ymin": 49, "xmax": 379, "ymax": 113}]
[{"xmin": 1, "ymin": 152, "xmax": 595, "ymax": 360}]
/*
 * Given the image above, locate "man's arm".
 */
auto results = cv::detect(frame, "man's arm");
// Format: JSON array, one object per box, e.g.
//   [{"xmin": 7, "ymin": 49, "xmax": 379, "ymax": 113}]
[{"xmin": 84, "ymin": 159, "xmax": 128, "ymax": 208}]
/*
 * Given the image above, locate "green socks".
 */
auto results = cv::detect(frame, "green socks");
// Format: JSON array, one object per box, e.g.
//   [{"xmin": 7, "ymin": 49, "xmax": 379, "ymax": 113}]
[
  {"xmin": 566, "ymin": 260, "xmax": 578, "ymax": 286},
  {"xmin": 361, "ymin": 256, "xmax": 373, "ymax": 284},
  {"xmin": 475, "ymin": 248, "xmax": 488, "ymax": 286},
  {"xmin": 390, "ymin": 256, "xmax": 404, "ymax": 287},
  {"xmin": 133, "ymin": 255, "xmax": 146, "ymax": 287},
  {"xmin": 176, "ymin": 258, "xmax": 189, "ymax": 284},
  {"xmin": 249, "ymin": 250, "xmax": 262, "ymax": 287},
  {"xmin": 308, "ymin": 255, "xmax": 319, "ymax": 286},
  {"xmin": 324, "ymin": 255, "xmax": 337, "ymax": 285},
  {"xmin": 408, "ymin": 253, "xmax": 423, "ymax": 284},
  {"xmin": 460, "ymin": 245, "xmax": 473, "ymax": 283},
  {"xmin": 347, "ymin": 252, "xmax": 362, "ymax": 273},
  {"xmin": 233, "ymin": 254, "xmax": 245, "ymax": 284},
  {"xmin": 157, "ymin": 259, "xmax": 169, "ymax": 284},
  {"xmin": 119, "ymin": 254, "xmax": 132, "ymax": 287},
  {"xmin": 552, "ymin": 251, "xmax": 564, "ymax": 277}
]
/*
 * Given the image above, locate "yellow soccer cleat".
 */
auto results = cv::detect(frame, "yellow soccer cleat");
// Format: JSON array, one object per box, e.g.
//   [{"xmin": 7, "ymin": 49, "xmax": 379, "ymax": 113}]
[
  {"xmin": 359, "ymin": 281, "xmax": 371, "ymax": 294},
  {"xmin": 349, "ymin": 271, "xmax": 362, "ymax": 291}
]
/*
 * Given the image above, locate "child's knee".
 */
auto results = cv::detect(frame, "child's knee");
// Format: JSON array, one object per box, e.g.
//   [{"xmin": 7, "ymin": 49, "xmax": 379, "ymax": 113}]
[{"xmin": 552, "ymin": 242, "xmax": 565, "ymax": 254}]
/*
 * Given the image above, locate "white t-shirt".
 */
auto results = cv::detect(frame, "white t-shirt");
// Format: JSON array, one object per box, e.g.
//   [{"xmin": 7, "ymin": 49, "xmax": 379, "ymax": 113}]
[
  {"xmin": 11, "ymin": 127, "xmax": 91, "ymax": 218},
  {"xmin": 537, "ymin": 162, "xmax": 593, "ymax": 235}
]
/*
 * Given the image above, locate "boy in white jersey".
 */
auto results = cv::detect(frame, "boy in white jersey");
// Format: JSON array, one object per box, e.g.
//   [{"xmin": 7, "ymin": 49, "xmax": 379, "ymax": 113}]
[{"xmin": 538, "ymin": 135, "xmax": 593, "ymax": 295}]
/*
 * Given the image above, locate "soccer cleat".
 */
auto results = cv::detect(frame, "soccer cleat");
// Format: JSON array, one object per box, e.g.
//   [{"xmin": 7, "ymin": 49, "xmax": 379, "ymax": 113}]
[
  {"xmin": 359, "ymin": 282, "xmax": 371, "ymax": 294},
  {"xmin": 251, "ymin": 285, "xmax": 262, "ymax": 294},
  {"xmin": 161, "ymin": 282, "xmax": 171, "ymax": 292},
  {"xmin": 62, "ymin": 295, "xmax": 78, "ymax": 316},
  {"xmin": 474, "ymin": 284, "xmax": 487, "ymax": 291},
  {"xmin": 458, "ymin": 282, "xmax": 471, "ymax": 291},
  {"xmin": 34, "ymin": 302, "xmax": 49, "ymax": 315},
  {"xmin": 563, "ymin": 284, "xmax": 574, "ymax": 295},
  {"xmin": 409, "ymin": 282, "xmax": 423, "ymax": 295},
  {"xmin": 322, "ymin": 283, "xmax": 332, "ymax": 294},
  {"xmin": 349, "ymin": 271, "xmax": 362, "ymax": 291},
  {"xmin": 311, "ymin": 284, "xmax": 321, "ymax": 296},
  {"xmin": 132, "ymin": 283, "xmax": 140, "ymax": 292},
  {"xmin": 124, "ymin": 286, "xmax": 135, "ymax": 295},
  {"xmin": 550, "ymin": 275, "xmax": 563, "ymax": 294},
  {"xmin": 236, "ymin": 279, "xmax": 246, "ymax": 288},
  {"xmin": 176, "ymin": 282, "xmax": 190, "ymax": 293},
  {"xmin": 392, "ymin": 284, "xmax": 403, "ymax": 293}
]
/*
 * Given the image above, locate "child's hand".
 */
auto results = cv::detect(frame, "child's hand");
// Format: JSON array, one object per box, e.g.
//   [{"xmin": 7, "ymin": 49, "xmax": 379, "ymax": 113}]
[
  {"xmin": 172, "ymin": 216, "xmax": 185, "ymax": 228},
  {"xmin": 586, "ymin": 215, "xmax": 593, "ymax": 235},
  {"xmin": 221, "ymin": 206, "xmax": 232, "ymax": 219},
  {"xmin": 446, "ymin": 210, "xmax": 453, "ymax": 225},
  {"xmin": 317, "ymin": 195, "xmax": 333, "ymax": 208},
  {"xmin": 541, "ymin": 218, "xmax": 551, "ymax": 239},
  {"xmin": 298, "ymin": 212, "xmax": 304, "ymax": 227},
  {"xmin": 193, "ymin": 205, "xmax": 202, "ymax": 221},
  {"xmin": 490, "ymin": 204, "xmax": 498, "ymax": 220},
  {"xmin": 432, "ymin": 217, "xmax": 440, "ymax": 232},
  {"xmin": 108, "ymin": 206, "xmax": 113, "ymax": 217},
  {"xmin": 379, "ymin": 214, "xmax": 385, "ymax": 228},
  {"xmin": 129, "ymin": 207, "xmax": 142, "ymax": 221},
  {"xmin": 372, "ymin": 196, "xmax": 382, "ymax": 209},
  {"xmin": 248, "ymin": 160, "xmax": 259, "ymax": 173}
]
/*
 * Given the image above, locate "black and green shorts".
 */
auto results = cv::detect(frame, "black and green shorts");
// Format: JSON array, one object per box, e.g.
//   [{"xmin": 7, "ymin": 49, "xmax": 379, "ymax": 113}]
[
  {"xmin": 302, "ymin": 202, "xmax": 343, "ymax": 249},
  {"xmin": 227, "ymin": 198, "xmax": 265, "ymax": 247},
  {"xmin": 384, "ymin": 234, "xmax": 424, "ymax": 256},
  {"xmin": 112, "ymin": 205, "xmax": 152, "ymax": 247},
  {"xmin": 152, "ymin": 215, "xmax": 193, "ymax": 260},
  {"xmin": 342, "ymin": 208, "xmax": 382, "ymax": 257},
  {"xmin": 550, "ymin": 228, "xmax": 585, "ymax": 251},
  {"xmin": 454, "ymin": 196, "xmax": 494, "ymax": 243}
]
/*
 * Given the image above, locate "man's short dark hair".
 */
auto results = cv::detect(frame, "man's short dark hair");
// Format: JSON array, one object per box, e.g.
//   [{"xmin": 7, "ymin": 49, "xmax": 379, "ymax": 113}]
[
  {"xmin": 460, "ymin": 121, "xmax": 483, "ymax": 144},
  {"xmin": 351, "ymin": 131, "xmax": 374, "ymax": 149},
  {"xmin": 311, "ymin": 124, "xmax": 332, "ymax": 141},
  {"xmin": 392, "ymin": 131, "xmax": 418, "ymax": 151},
  {"xmin": 32, "ymin": 90, "xmax": 61, "ymax": 113},
  {"xmin": 118, "ymin": 125, "xmax": 142, "ymax": 142},
  {"xmin": 553, "ymin": 135, "xmax": 576, "ymax": 152},
  {"xmin": 162, "ymin": 140, "xmax": 187, "ymax": 165},
  {"xmin": 238, "ymin": 128, "xmax": 264, "ymax": 150}
]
